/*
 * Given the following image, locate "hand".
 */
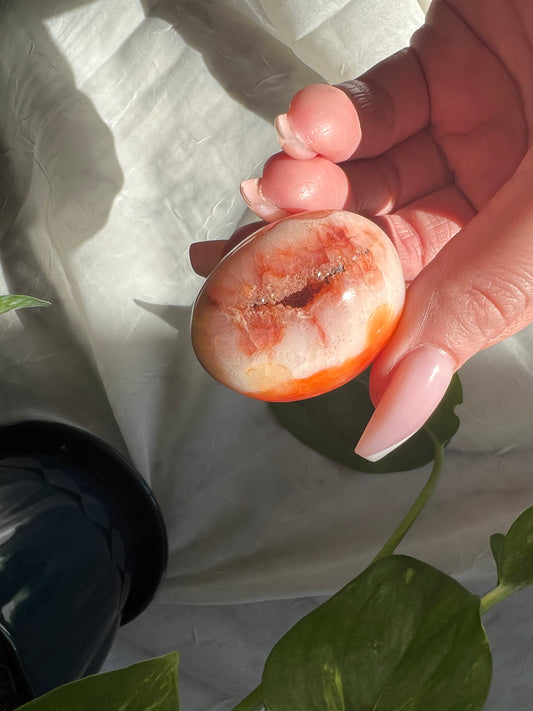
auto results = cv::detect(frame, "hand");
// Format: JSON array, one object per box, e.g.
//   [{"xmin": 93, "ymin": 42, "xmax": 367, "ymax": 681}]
[{"xmin": 191, "ymin": 0, "xmax": 533, "ymax": 460}]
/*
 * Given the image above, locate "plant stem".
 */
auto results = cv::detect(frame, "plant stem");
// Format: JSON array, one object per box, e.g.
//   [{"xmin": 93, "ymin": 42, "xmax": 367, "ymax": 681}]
[
  {"xmin": 231, "ymin": 684, "xmax": 265, "ymax": 711},
  {"xmin": 233, "ymin": 431, "xmax": 444, "ymax": 710},
  {"xmin": 371, "ymin": 428, "xmax": 444, "ymax": 564},
  {"xmin": 479, "ymin": 583, "xmax": 516, "ymax": 616}
]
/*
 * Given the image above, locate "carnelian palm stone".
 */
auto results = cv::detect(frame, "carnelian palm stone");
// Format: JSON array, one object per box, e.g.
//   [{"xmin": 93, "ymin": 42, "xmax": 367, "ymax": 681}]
[{"xmin": 191, "ymin": 210, "xmax": 405, "ymax": 401}]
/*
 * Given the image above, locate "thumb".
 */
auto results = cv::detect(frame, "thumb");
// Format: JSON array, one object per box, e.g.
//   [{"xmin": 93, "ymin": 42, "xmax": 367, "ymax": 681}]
[{"xmin": 355, "ymin": 166, "xmax": 533, "ymax": 461}]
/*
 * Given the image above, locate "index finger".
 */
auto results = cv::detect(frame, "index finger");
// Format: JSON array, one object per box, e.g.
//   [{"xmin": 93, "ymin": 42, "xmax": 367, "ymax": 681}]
[{"xmin": 277, "ymin": 48, "xmax": 430, "ymax": 163}]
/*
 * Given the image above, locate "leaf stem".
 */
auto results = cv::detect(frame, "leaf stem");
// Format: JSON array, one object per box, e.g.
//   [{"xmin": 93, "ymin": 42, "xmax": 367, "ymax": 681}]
[
  {"xmin": 231, "ymin": 684, "xmax": 265, "ymax": 711},
  {"xmin": 371, "ymin": 428, "xmax": 444, "ymax": 564},
  {"xmin": 232, "ymin": 432, "xmax": 445, "ymax": 710},
  {"xmin": 479, "ymin": 583, "xmax": 516, "ymax": 616}
]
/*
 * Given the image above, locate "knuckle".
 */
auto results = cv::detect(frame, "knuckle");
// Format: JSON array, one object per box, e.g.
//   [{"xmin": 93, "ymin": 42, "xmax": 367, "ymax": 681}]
[{"xmin": 464, "ymin": 270, "xmax": 532, "ymax": 342}]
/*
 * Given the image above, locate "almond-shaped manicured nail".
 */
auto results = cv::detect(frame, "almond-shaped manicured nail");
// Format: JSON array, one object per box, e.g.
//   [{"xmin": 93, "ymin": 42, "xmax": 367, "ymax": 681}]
[
  {"xmin": 189, "ymin": 241, "xmax": 228, "ymax": 277},
  {"xmin": 275, "ymin": 113, "xmax": 317, "ymax": 160},
  {"xmin": 240, "ymin": 179, "xmax": 289, "ymax": 221},
  {"xmin": 354, "ymin": 346, "xmax": 456, "ymax": 462}
]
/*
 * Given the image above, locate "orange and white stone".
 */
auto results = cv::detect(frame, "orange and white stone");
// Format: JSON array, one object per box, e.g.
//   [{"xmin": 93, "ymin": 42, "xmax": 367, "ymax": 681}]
[{"xmin": 191, "ymin": 210, "xmax": 405, "ymax": 401}]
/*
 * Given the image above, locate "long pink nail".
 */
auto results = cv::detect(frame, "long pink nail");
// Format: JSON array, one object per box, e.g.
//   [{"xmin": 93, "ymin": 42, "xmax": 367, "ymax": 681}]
[
  {"xmin": 240, "ymin": 179, "xmax": 289, "ymax": 222},
  {"xmin": 189, "ymin": 241, "xmax": 228, "ymax": 277},
  {"xmin": 354, "ymin": 346, "xmax": 456, "ymax": 462},
  {"xmin": 275, "ymin": 113, "xmax": 317, "ymax": 159}
]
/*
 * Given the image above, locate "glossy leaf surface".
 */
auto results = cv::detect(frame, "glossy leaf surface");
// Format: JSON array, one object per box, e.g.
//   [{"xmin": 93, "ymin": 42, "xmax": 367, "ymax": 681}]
[
  {"xmin": 16, "ymin": 652, "xmax": 180, "ymax": 711},
  {"xmin": 262, "ymin": 556, "xmax": 491, "ymax": 711},
  {"xmin": 269, "ymin": 371, "xmax": 462, "ymax": 473}
]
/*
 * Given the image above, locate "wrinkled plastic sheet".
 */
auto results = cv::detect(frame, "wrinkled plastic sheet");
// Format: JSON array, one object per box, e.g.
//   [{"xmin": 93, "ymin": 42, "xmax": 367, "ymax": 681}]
[{"xmin": 1, "ymin": 1, "xmax": 533, "ymax": 709}]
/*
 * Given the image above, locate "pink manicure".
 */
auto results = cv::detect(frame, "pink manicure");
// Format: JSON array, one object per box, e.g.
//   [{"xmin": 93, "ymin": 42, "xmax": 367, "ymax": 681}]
[
  {"xmin": 275, "ymin": 113, "xmax": 317, "ymax": 160},
  {"xmin": 354, "ymin": 346, "xmax": 456, "ymax": 462},
  {"xmin": 189, "ymin": 241, "xmax": 228, "ymax": 278}
]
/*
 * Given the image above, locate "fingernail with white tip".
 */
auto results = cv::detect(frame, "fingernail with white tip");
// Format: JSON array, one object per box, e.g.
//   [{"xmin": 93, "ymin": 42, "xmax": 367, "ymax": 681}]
[
  {"xmin": 354, "ymin": 346, "xmax": 456, "ymax": 462},
  {"xmin": 240, "ymin": 179, "xmax": 289, "ymax": 222},
  {"xmin": 275, "ymin": 113, "xmax": 317, "ymax": 160}
]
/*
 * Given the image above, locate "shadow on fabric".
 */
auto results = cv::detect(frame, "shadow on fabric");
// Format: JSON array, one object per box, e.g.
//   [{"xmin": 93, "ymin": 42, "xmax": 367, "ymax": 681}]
[
  {"xmin": 140, "ymin": 0, "xmax": 321, "ymax": 123},
  {"xmin": 0, "ymin": 0, "xmax": 126, "ymax": 447}
]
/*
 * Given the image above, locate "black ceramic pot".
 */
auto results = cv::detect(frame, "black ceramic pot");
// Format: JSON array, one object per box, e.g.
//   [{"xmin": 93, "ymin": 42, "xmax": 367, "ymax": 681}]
[{"xmin": 0, "ymin": 420, "xmax": 168, "ymax": 708}]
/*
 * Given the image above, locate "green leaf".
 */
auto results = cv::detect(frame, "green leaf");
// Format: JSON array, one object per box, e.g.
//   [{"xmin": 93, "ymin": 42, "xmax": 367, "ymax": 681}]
[
  {"xmin": 269, "ymin": 371, "xmax": 462, "ymax": 473},
  {"xmin": 0, "ymin": 295, "xmax": 51, "ymax": 315},
  {"xmin": 489, "ymin": 533, "xmax": 505, "ymax": 585},
  {"xmin": 480, "ymin": 510, "xmax": 533, "ymax": 614},
  {"xmin": 15, "ymin": 652, "xmax": 180, "ymax": 711},
  {"xmin": 232, "ymin": 684, "xmax": 266, "ymax": 711},
  {"xmin": 262, "ymin": 555, "xmax": 491, "ymax": 711},
  {"xmin": 492, "ymin": 506, "xmax": 533, "ymax": 590}
]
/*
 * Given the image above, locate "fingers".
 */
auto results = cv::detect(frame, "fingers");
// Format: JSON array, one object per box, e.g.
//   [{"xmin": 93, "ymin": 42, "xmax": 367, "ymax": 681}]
[
  {"xmin": 342, "ymin": 129, "xmax": 451, "ymax": 216},
  {"xmin": 242, "ymin": 49, "xmax": 435, "ymax": 224},
  {"xmin": 275, "ymin": 84, "xmax": 361, "ymax": 163},
  {"xmin": 355, "ymin": 164, "xmax": 533, "ymax": 461},
  {"xmin": 242, "ymin": 129, "xmax": 452, "ymax": 223},
  {"xmin": 339, "ymin": 48, "xmax": 430, "ymax": 159},
  {"xmin": 241, "ymin": 153, "xmax": 352, "ymax": 222},
  {"xmin": 276, "ymin": 48, "xmax": 430, "ymax": 164},
  {"xmin": 375, "ymin": 185, "xmax": 475, "ymax": 283}
]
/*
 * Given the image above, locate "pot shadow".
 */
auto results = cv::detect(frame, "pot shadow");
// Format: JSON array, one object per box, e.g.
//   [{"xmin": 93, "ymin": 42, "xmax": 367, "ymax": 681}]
[
  {"xmin": 0, "ymin": 2, "xmax": 124, "ymax": 249},
  {"xmin": 140, "ymin": 0, "xmax": 322, "ymax": 122},
  {"xmin": 0, "ymin": 2, "xmax": 126, "ymax": 449}
]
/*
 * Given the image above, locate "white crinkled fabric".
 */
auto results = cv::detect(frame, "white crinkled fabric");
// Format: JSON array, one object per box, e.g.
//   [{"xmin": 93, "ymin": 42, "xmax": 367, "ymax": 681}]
[{"xmin": 1, "ymin": 1, "xmax": 532, "ymax": 709}]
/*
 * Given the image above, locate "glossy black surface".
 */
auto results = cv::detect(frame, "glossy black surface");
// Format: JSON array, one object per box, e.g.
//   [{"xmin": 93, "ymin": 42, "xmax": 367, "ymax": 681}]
[{"xmin": 0, "ymin": 421, "xmax": 168, "ymax": 700}]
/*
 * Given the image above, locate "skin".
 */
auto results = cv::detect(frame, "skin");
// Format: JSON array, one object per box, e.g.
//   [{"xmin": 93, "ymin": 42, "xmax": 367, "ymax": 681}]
[{"xmin": 191, "ymin": 0, "xmax": 533, "ymax": 409}]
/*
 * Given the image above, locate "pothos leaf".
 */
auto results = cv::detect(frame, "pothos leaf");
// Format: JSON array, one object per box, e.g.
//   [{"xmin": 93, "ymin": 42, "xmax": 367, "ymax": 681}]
[
  {"xmin": 269, "ymin": 371, "xmax": 462, "ymax": 473},
  {"xmin": 0, "ymin": 295, "xmax": 50, "ymax": 315},
  {"xmin": 262, "ymin": 556, "xmax": 491, "ymax": 711},
  {"xmin": 15, "ymin": 652, "xmax": 180, "ymax": 711},
  {"xmin": 491, "ymin": 506, "xmax": 533, "ymax": 590}
]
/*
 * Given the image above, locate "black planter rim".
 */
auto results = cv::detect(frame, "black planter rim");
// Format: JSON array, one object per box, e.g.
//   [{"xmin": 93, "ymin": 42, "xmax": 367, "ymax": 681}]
[{"xmin": 0, "ymin": 419, "xmax": 168, "ymax": 624}]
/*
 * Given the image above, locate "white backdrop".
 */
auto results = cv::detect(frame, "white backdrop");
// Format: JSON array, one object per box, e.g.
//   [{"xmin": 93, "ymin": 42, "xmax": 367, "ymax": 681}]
[{"xmin": 1, "ymin": 1, "xmax": 533, "ymax": 709}]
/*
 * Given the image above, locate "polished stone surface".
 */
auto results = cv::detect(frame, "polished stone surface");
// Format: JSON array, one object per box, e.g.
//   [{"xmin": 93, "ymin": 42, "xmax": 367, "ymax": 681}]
[{"xmin": 192, "ymin": 211, "xmax": 404, "ymax": 401}]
